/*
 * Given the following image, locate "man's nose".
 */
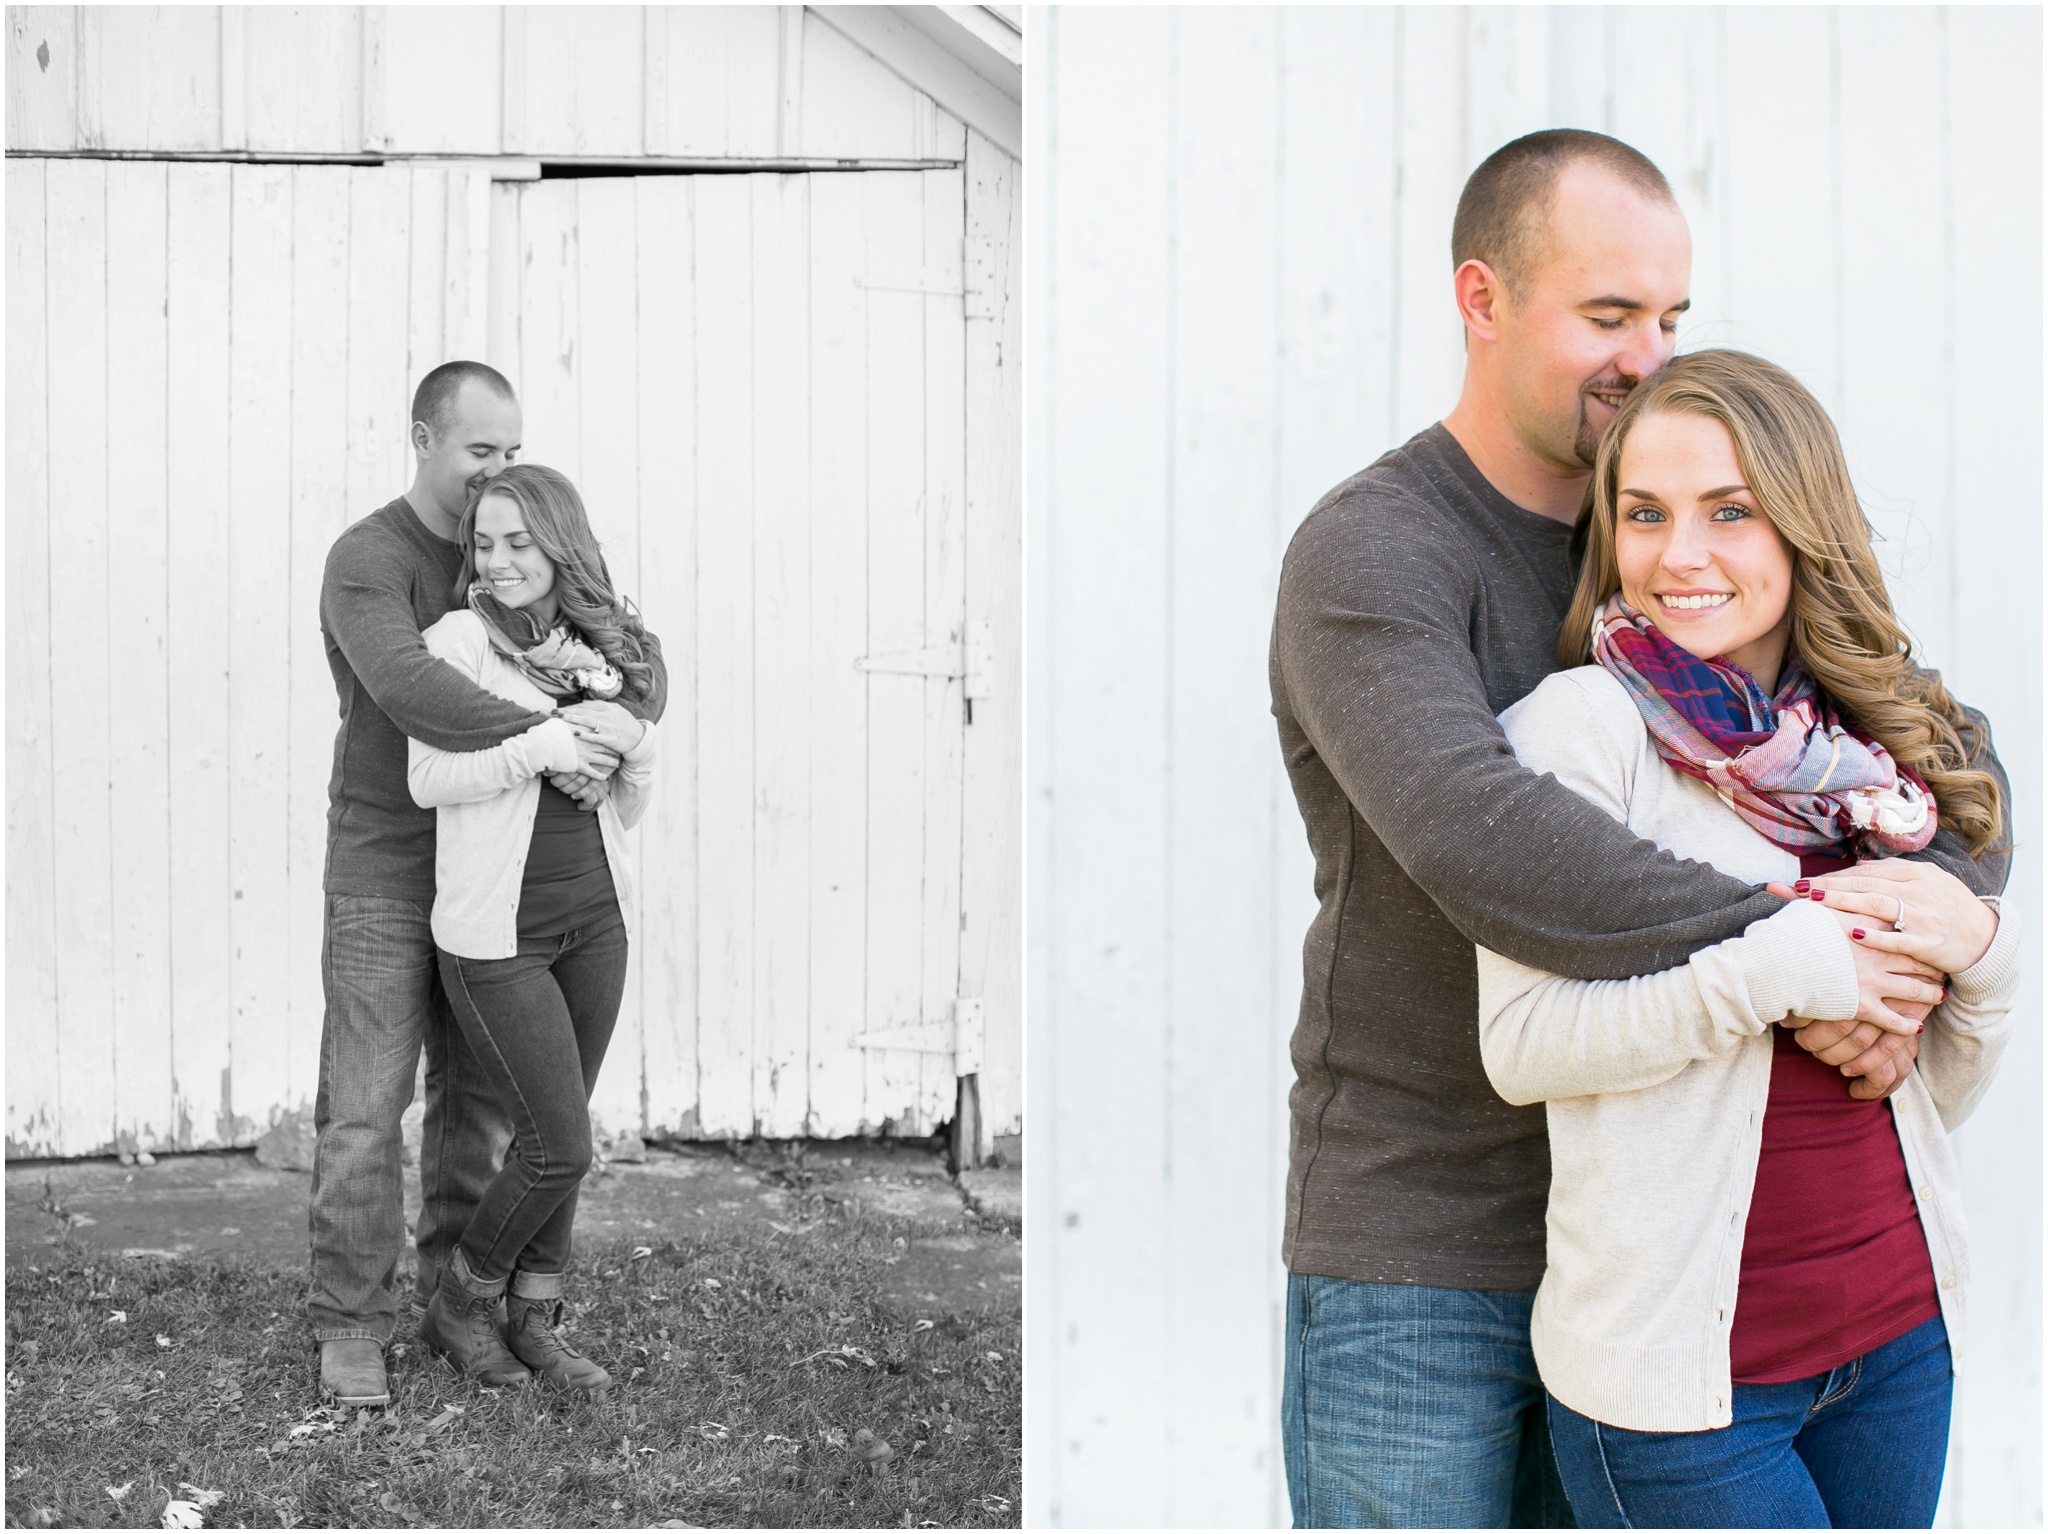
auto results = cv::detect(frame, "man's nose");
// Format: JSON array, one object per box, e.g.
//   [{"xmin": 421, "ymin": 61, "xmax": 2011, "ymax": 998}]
[{"xmin": 1619, "ymin": 320, "xmax": 1675, "ymax": 383}]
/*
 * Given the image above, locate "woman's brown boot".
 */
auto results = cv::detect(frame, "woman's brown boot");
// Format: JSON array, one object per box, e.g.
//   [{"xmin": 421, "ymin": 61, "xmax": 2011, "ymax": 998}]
[
  {"xmin": 419, "ymin": 1261, "xmax": 531, "ymax": 1387},
  {"xmin": 505, "ymin": 1295, "xmax": 612, "ymax": 1394}
]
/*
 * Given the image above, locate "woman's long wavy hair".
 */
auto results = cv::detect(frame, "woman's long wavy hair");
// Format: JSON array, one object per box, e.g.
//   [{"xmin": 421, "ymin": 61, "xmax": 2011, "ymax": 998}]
[
  {"xmin": 1559, "ymin": 349, "xmax": 2004, "ymax": 857},
  {"xmin": 452, "ymin": 463, "xmax": 655, "ymax": 702}
]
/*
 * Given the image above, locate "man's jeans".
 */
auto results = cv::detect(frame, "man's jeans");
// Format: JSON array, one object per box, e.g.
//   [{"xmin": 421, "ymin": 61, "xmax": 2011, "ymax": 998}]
[
  {"xmin": 307, "ymin": 895, "xmax": 510, "ymax": 1344},
  {"xmin": 438, "ymin": 912, "xmax": 628, "ymax": 1288},
  {"xmin": 1547, "ymin": 1312, "xmax": 1952, "ymax": 1528},
  {"xmin": 1283, "ymin": 1273, "xmax": 1576, "ymax": 1529}
]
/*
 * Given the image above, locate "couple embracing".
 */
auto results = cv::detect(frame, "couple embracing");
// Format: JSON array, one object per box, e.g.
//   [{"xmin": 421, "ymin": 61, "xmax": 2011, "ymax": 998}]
[
  {"xmin": 1273, "ymin": 132, "xmax": 2016, "ymax": 1527},
  {"xmin": 309, "ymin": 363, "xmax": 663, "ymax": 1407}
]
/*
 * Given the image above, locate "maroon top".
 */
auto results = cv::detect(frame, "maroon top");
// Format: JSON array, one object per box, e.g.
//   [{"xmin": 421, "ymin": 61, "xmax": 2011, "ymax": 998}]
[{"xmin": 1728, "ymin": 851, "xmax": 1941, "ymax": 1384}]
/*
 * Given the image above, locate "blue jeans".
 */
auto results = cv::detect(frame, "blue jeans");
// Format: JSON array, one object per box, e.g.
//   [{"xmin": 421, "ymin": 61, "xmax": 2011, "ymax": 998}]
[
  {"xmin": 437, "ymin": 912, "xmax": 628, "ymax": 1290},
  {"xmin": 308, "ymin": 895, "xmax": 512, "ymax": 1344},
  {"xmin": 1546, "ymin": 1313, "xmax": 1952, "ymax": 1528},
  {"xmin": 1283, "ymin": 1273, "xmax": 1576, "ymax": 1528}
]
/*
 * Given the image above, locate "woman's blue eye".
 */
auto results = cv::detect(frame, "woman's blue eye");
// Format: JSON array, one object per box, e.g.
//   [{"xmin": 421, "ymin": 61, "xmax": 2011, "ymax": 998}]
[
  {"xmin": 1710, "ymin": 503, "xmax": 1749, "ymax": 522},
  {"xmin": 1625, "ymin": 506, "xmax": 1665, "ymax": 523}
]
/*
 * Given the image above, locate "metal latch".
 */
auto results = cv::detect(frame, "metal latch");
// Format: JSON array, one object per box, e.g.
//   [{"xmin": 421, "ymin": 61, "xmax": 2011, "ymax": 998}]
[{"xmin": 850, "ymin": 997, "xmax": 984, "ymax": 1077}]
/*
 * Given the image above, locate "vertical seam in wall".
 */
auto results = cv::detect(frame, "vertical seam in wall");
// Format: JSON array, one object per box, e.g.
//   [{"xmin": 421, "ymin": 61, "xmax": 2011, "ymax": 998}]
[
  {"xmin": 162, "ymin": 161, "xmax": 177, "ymax": 1142},
  {"xmin": 1160, "ymin": 11, "xmax": 1179, "ymax": 1513},
  {"xmin": 1936, "ymin": 10, "xmax": 1960, "ymax": 677},
  {"xmin": 1828, "ymin": 9, "xmax": 1845, "ymax": 407},
  {"xmin": 1268, "ymin": 13, "xmax": 1289, "ymax": 1523},
  {"xmin": 1388, "ymin": 9, "xmax": 1403, "ymax": 439},
  {"xmin": 1040, "ymin": 11, "xmax": 1062, "ymax": 1517}
]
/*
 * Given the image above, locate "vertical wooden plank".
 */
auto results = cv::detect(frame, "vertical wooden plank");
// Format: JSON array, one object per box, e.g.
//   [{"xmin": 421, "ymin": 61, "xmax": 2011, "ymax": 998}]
[
  {"xmin": 1720, "ymin": 6, "xmax": 1840, "ymax": 405},
  {"xmin": 1042, "ymin": 7, "xmax": 1174, "ymax": 1520},
  {"xmin": 1462, "ymin": 5, "xmax": 1553, "ymax": 165},
  {"xmin": 519, "ymin": 181, "xmax": 582, "ymax": 480},
  {"xmin": 361, "ymin": 4, "xmax": 388, "ymax": 153},
  {"xmin": 105, "ymin": 161, "xmax": 176, "ymax": 1154},
  {"xmin": 642, "ymin": 4, "xmax": 669, "ymax": 156},
  {"xmin": 166, "ymin": 162, "xmax": 236, "ymax": 1150},
  {"xmin": 1390, "ymin": 6, "xmax": 1468, "ymax": 440},
  {"xmin": 635, "ymin": 177, "xmax": 700, "ymax": 1136},
  {"xmin": 408, "ymin": 166, "xmax": 451, "ymax": 392},
  {"xmin": 520, "ymin": 5, "xmax": 646, "ymax": 156},
  {"xmin": 662, "ymin": 6, "xmax": 781, "ymax": 158},
  {"xmin": 486, "ymin": 179, "xmax": 524, "ymax": 379},
  {"xmin": 749, "ymin": 174, "xmax": 813, "ymax": 1137},
  {"xmin": 7, "ymin": 6, "xmax": 82, "ymax": 152},
  {"xmin": 779, "ymin": 5, "xmax": 805, "ymax": 157},
  {"xmin": 383, "ymin": 5, "xmax": 504, "ymax": 155},
  {"xmin": 860, "ymin": 169, "xmax": 934, "ymax": 1134},
  {"xmin": 1944, "ymin": 9, "xmax": 2043, "ymax": 1526},
  {"xmin": 1608, "ymin": 7, "xmax": 1730, "ymax": 345},
  {"xmin": 958, "ymin": 132, "xmax": 1022, "ymax": 1158},
  {"xmin": 575, "ymin": 176, "xmax": 648, "ymax": 1137},
  {"xmin": 502, "ymin": 4, "xmax": 528, "ymax": 155},
  {"xmin": 227, "ymin": 163, "xmax": 296, "ymax": 1139},
  {"xmin": 446, "ymin": 168, "xmax": 492, "ymax": 362},
  {"xmin": 804, "ymin": 170, "xmax": 871, "ymax": 1139},
  {"xmin": 916, "ymin": 166, "xmax": 968, "ymax": 1133},
  {"xmin": 241, "ymin": 4, "xmax": 359, "ymax": 154},
  {"xmin": 5, "ymin": 158, "xmax": 61, "ymax": 1156},
  {"xmin": 1022, "ymin": 19, "xmax": 1055, "ymax": 1521},
  {"xmin": 1164, "ymin": 14, "xmax": 1285, "ymax": 1520},
  {"xmin": 799, "ymin": 16, "xmax": 957, "ymax": 164},
  {"xmin": 1836, "ymin": 9, "xmax": 1951, "ymax": 666},
  {"xmin": 693, "ymin": 176, "xmax": 756, "ymax": 1136},
  {"xmin": 80, "ymin": 4, "xmax": 222, "ymax": 151},
  {"xmin": 289, "ymin": 167, "xmax": 354, "ymax": 1114},
  {"xmin": 45, "ymin": 160, "xmax": 116, "ymax": 1156},
  {"xmin": 347, "ymin": 168, "xmax": 413, "ymax": 523},
  {"xmin": 219, "ymin": 5, "xmax": 245, "ymax": 152}
]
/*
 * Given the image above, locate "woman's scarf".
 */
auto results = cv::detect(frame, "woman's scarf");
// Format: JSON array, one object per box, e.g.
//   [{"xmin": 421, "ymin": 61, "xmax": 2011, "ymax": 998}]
[
  {"xmin": 1589, "ymin": 595, "xmax": 1935, "ymax": 856},
  {"xmin": 466, "ymin": 584, "xmax": 624, "ymax": 701}
]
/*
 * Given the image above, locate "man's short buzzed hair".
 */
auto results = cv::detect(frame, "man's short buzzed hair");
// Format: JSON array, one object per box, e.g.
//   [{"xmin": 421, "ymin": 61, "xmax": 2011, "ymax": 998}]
[
  {"xmin": 411, "ymin": 360, "xmax": 516, "ymax": 435},
  {"xmin": 1452, "ymin": 129, "xmax": 1675, "ymax": 294}
]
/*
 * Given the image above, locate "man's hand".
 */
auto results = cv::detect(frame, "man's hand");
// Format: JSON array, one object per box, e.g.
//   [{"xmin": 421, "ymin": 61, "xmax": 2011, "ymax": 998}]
[
  {"xmin": 558, "ymin": 699, "xmax": 646, "ymax": 755},
  {"xmin": 572, "ymin": 734, "xmax": 621, "ymax": 781},
  {"xmin": 1782, "ymin": 1007, "xmax": 1929, "ymax": 1101},
  {"xmin": 547, "ymin": 770, "xmax": 610, "ymax": 812}
]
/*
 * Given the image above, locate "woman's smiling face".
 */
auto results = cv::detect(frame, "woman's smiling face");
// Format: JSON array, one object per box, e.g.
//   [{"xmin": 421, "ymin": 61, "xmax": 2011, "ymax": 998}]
[
  {"xmin": 473, "ymin": 491, "xmax": 559, "ymax": 620},
  {"xmin": 1614, "ymin": 409, "xmax": 1796, "ymax": 687}
]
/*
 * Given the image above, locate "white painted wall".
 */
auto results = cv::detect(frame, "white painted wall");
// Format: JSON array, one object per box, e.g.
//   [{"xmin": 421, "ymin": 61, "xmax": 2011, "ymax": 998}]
[
  {"xmin": 7, "ymin": 10, "xmax": 1022, "ymax": 1164},
  {"xmin": 1028, "ymin": 6, "xmax": 2041, "ymax": 1527}
]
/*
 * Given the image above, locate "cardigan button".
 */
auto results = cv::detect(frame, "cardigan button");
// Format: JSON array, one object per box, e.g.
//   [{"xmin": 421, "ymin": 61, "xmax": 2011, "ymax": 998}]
[{"xmin": 1939, "ymin": 1275, "xmax": 1955, "ymax": 1290}]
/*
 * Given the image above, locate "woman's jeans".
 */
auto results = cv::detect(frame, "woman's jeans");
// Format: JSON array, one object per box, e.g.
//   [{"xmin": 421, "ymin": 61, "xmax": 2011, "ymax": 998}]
[
  {"xmin": 1283, "ymin": 1274, "xmax": 1576, "ymax": 1528},
  {"xmin": 436, "ymin": 911, "xmax": 629, "ymax": 1292},
  {"xmin": 1547, "ymin": 1313, "xmax": 1952, "ymax": 1529}
]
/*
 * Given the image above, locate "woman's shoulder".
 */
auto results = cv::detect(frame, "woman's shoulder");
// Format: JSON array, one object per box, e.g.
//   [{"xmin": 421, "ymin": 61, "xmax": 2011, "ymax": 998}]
[
  {"xmin": 421, "ymin": 607, "xmax": 489, "ymax": 661},
  {"xmin": 1501, "ymin": 665, "xmax": 1645, "ymax": 743}
]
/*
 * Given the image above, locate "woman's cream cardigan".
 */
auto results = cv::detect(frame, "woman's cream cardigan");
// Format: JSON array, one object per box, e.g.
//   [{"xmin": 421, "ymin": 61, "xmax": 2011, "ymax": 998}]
[
  {"xmin": 407, "ymin": 609, "xmax": 659, "ymax": 960},
  {"xmin": 1478, "ymin": 665, "xmax": 2017, "ymax": 1433}
]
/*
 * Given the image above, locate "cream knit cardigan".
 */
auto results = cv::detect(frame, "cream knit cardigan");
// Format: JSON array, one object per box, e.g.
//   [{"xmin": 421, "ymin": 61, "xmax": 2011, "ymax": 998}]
[
  {"xmin": 407, "ymin": 609, "xmax": 659, "ymax": 960},
  {"xmin": 1478, "ymin": 665, "xmax": 2017, "ymax": 1433}
]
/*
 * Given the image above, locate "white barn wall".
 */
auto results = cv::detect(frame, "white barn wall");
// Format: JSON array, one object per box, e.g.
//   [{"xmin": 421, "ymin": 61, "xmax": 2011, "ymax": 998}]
[
  {"xmin": 1028, "ymin": 6, "xmax": 2041, "ymax": 1527},
  {"xmin": 7, "ymin": 8, "xmax": 1023, "ymax": 1163}
]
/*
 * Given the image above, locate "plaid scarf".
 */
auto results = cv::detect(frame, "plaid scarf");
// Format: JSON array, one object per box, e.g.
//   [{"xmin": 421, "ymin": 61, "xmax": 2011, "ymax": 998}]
[
  {"xmin": 465, "ymin": 585, "xmax": 624, "ymax": 701},
  {"xmin": 1589, "ymin": 596, "xmax": 1935, "ymax": 857}
]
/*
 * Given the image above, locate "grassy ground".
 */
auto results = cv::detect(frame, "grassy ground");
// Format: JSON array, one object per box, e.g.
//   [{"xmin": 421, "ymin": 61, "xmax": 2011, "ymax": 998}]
[{"xmin": 3, "ymin": 1208, "xmax": 1019, "ymax": 1529}]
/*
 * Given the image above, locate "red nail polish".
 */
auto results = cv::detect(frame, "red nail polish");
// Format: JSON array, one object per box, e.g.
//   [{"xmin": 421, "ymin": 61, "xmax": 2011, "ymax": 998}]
[
  {"xmin": 1916, "ymin": 1024, "xmax": 1925, "ymax": 1033},
  {"xmin": 1810, "ymin": 890, "xmax": 1826, "ymax": 902},
  {"xmin": 1793, "ymin": 880, "xmax": 1811, "ymax": 893},
  {"xmin": 1852, "ymin": 928, "xmax": 1866, "ymax": 940}
]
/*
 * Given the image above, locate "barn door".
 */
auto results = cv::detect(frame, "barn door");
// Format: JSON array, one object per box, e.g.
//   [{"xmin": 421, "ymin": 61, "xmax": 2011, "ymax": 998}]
[
  {"xmin": 488, "ymin": 170, "xmax": 974, "ymax": 1141},
  {"xmin": 6, "ymin": 157, "xmax": 489, "ymax": 1158}
]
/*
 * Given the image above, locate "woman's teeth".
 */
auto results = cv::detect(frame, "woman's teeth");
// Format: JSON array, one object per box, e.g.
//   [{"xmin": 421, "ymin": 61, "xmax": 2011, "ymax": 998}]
[
  {"xmin": 491, "ymin": 576, "xmax": 523, "ymax": 589},
  {"xmin": 1659, "ymin": 593, "xmax": 1731, "ymax": 611}
]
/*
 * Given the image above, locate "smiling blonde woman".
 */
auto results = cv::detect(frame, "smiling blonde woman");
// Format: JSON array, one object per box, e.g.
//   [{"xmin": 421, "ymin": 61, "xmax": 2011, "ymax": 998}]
[{"xmin": 1477, "ymin": 350, "xmax": 2018, "ymax": 1528}]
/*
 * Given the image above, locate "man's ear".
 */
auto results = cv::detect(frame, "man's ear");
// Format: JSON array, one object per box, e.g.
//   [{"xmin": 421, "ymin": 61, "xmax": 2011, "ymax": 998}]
[
  {"xmin": 1454, "ymin": 258, "xmax": 1508, "ymax": 343},
  {"xmin": 409, "ymin": 419, "xmax": 432, "ymax": 459}
]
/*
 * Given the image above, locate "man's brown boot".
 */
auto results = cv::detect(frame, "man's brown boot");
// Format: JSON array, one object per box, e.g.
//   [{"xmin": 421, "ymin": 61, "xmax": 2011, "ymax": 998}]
[
  {"xmin": 505, "ymin": 1295, "xmax": 612, "ymax": 1394},
  {"xmin": 319, "ymin": 1338, "xmax": 390, "ymax": 1407},
  {"xmin": 418, "ymin": 1267, "xmax": 531, "ymax": 1387}
]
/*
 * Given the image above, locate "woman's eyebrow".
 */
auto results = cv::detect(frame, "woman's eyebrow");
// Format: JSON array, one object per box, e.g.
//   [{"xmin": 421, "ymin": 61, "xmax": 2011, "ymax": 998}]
[{"xmin": 1696, "ymin": 483, "xmax": 1750, "ymax": 500}]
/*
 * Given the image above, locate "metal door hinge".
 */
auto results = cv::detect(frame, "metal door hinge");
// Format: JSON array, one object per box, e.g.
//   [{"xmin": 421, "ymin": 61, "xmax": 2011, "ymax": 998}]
[
  {"xmin": 851, "ymin": 996, "xmax": 984, "ymax": 1078},
  {"xmin": 854, "ymin": 620, "xmax": 992, "ymax": 699}
]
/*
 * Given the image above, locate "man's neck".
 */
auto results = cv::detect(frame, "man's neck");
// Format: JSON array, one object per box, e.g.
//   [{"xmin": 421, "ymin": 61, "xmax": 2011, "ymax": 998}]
[
  {"xmin": 1441, "ymin": 391, "xmax": 1590, "ymax": 526},
  {"xmin": 403, "ymin": 483, "xmax": 462, "ymax": 543}
]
